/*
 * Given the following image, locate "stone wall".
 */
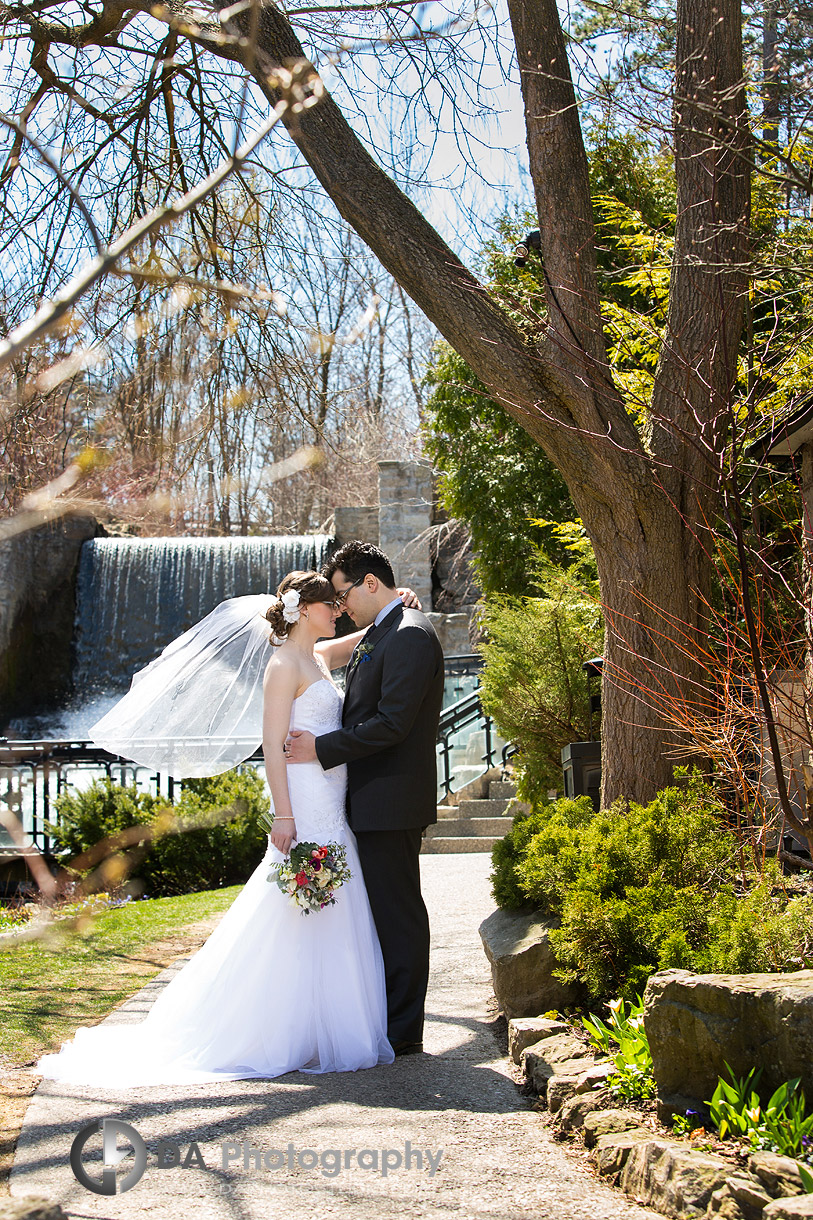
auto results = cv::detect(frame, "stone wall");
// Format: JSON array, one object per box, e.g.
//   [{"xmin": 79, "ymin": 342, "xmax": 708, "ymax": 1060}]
[
  {"xmin": 425, "ymin": 612, "xmax": 472, "ymax": 655},
  {"xmin": 0, "ymin": 514, "xmax": 98, "ymax": 724}
]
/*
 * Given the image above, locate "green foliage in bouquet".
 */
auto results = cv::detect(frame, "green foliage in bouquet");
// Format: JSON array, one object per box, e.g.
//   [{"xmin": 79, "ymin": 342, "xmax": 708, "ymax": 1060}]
[
  {"xmin": 51, "ymin": 770, "xmax": 270, "ymax": 896},
  {"xmin": 491, "ymin": 775, "xmax": 813, "ymax": 1002},
  {"xmin": 267, "ymin": 840, "xmax": 352, "ymax": 915}
]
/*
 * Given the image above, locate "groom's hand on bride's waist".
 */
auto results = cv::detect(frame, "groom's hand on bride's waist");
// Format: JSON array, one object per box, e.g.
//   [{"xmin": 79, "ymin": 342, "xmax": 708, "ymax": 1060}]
[{"xmin": 284, "ymin": 730, "xmax": 317, "ymax": 762}]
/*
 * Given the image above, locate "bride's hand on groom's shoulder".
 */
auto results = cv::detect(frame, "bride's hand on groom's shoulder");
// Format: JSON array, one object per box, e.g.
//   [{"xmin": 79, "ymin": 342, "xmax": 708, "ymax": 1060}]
[{"xmin": 398, "ymin": 587, "xmax": 421, "ymax": 610}]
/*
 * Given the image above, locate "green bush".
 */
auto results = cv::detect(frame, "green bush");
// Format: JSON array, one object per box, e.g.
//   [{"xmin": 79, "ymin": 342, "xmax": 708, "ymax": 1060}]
[
  {"xmin": 49, "ymin": 779, "xmax": 161, "ymax": 859},
  {"xmin": 478, "ymin": 572, "xmax": 604, "ymax": 803},
  {"xmin": 51, "ymin": 770, "xmax": 270, "ymax": 897},
  {"xmin": 491, "ymin": 777, "xmax": 813, "ymax": 1002},
  {"xmin": 489, "ymin": 796, "xmax": 593, "ymax": 910}
]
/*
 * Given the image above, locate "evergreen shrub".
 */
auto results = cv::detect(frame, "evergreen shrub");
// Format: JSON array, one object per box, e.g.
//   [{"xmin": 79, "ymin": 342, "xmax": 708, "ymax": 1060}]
[
  {"xmin": 491, "ymin": 776, "xmax": 813, "ymax": 1002},
  {"xmin": 51, "ymin": 770, "xmax": 270, "ymax": 896}
]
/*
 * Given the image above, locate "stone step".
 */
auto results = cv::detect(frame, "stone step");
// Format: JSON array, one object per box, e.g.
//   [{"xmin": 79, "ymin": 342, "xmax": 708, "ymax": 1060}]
[
  {"xmin": 421, "ymin": 835, "xmax": 501, "ymax": 854},
  {"xmin": 436, "ymin": 801, "xmax": 518, "ymax": 820},
  {"xmin": 425, "ymin": 817, "xmax": 511, "ymax": 838},
  {"xmin": 489, "ymin": 780, "xmax": 518, "ymax": 800},
  {"xmin": 437, "ymin": 805, "xmax": 467, "ymax": 820},
  {"xmin": 457, "ymin": 798, "xmax": 527, "ymax": 819}
]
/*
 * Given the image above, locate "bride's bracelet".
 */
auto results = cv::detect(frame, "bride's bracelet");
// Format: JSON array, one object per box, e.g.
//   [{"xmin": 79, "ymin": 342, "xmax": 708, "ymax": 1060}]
[{"xmin": 274, "ymin": 817, "xmax": 295, "ymax": 821}]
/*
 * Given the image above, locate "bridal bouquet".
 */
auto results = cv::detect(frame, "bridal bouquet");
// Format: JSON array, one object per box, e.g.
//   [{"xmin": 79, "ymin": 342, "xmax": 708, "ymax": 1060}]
[{"xmin": 267, "ymin": 841, "xmax": 352, "ymax": 914}]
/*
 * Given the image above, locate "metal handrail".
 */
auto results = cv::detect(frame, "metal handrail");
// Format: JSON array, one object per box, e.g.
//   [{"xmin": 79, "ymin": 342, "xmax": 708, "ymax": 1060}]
[
  {"xmin": 435, "ymin": 690, "xmax": 506, "ymax": 799},
  {"xmin": 0, "ymin": 667, "xmax": 511, "ymax": 848}
]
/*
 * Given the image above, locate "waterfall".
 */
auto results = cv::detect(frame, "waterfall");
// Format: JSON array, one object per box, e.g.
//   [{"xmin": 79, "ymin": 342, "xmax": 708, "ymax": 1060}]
[{"xmin": 73, "ymin": 535, "xmax": 333, "ymax": 694}]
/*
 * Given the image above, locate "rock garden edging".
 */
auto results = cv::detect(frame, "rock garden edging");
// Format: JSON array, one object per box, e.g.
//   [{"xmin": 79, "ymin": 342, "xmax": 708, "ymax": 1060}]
[{"xmin": 511, "ymin": 1016, "xmax": 813, "ymax": 1220}]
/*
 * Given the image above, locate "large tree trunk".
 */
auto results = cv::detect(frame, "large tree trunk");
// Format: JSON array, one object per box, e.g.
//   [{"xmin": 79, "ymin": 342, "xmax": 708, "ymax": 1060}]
[{"xmin": 207, "ymin": 0, "xmax": 750, "ymax": 807}]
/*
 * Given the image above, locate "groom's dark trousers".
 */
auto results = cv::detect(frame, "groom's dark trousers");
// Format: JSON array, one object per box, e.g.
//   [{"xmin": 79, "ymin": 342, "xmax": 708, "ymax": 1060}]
[{"xmin": 315, "ymin": 603, "xmax": 444, "ymax": 1046}]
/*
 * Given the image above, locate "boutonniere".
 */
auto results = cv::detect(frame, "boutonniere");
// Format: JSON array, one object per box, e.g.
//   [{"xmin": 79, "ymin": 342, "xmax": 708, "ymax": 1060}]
[{"xmin": 349, "ymin": 640, "xmax": 375, "ymax": 673}]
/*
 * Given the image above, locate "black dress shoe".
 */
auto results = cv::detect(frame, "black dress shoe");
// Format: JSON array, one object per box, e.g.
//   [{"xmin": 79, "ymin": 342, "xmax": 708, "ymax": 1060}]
[{"xmin": 392, "ymin": 1040, "xmax": 423, "ymax": 1057}]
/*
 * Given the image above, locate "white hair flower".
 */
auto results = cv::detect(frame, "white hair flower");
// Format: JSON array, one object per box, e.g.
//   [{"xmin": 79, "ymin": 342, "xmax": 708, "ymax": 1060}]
[{"xmin": 280, "ymin": 589, "xmax": 302, "ymax": 623}]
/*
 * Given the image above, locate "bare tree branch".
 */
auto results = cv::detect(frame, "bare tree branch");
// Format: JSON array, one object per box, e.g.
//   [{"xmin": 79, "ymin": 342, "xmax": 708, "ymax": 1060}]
[{"xmin": 0, "ymin": 62, "xmax": 324, "ymax": 371}]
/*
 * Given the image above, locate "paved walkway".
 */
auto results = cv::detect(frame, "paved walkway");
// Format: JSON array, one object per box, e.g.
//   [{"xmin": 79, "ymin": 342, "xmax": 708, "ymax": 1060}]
[{"xmin": 12, "ymin": 855, "xmax": 661, "ymax": 1219}]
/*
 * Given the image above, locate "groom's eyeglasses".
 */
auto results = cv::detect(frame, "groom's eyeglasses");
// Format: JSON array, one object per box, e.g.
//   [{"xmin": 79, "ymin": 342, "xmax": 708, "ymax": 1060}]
[{"xmin": 334, "ymin": 575, "xmax": 366, "ymax": 608}]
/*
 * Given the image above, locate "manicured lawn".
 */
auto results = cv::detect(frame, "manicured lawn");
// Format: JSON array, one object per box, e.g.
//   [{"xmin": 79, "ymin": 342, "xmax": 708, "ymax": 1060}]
[{"xmin": 0, "ymin": 887, "xmax": 240, "ymax": 1068}]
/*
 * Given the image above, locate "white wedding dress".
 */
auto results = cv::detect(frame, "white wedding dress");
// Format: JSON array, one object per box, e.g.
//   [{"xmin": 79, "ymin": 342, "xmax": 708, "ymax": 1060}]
[{"xmin": 38, "ymin": 679, "xmax": 394, "ymax": 1087}]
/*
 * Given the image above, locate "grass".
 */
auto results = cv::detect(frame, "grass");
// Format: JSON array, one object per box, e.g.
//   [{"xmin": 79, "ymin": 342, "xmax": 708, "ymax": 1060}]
[{"xmin": 0, "ymin": 886, "xmax": 240, "ymax": 1067}]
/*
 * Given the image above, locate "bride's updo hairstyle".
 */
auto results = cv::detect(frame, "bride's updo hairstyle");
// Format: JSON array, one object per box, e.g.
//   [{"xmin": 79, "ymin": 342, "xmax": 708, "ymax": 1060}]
[{"xmin": 265, "ymin": 570, "xmax": 333, "ymax": 643}]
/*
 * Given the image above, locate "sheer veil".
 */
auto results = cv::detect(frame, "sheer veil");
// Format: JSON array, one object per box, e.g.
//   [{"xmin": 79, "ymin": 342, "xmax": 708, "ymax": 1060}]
[{"xmin": 90, "ymin": 595, "xmax": 275, "ymax": 777}]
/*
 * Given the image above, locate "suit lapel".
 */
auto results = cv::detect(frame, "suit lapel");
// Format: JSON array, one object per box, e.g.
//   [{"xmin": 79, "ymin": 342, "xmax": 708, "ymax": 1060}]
[{"xmin": 344, "ymin": 604, "xmax": 403, "ymax": 698}]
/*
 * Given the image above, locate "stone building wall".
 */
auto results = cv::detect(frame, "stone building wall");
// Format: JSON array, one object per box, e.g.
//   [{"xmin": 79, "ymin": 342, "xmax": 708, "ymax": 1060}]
[{"xmin": 333, "ymin": 506, "xmax": 379, "ymax": 547}]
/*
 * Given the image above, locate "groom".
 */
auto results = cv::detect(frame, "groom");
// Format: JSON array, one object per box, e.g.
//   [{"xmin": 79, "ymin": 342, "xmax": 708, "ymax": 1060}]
[{"xmin": 286, "ymin": 540, "xmax": 444, "ymax": 1056}]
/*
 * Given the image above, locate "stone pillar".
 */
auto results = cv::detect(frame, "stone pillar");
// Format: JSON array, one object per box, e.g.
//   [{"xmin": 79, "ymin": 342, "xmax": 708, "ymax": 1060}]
[
  {"xmin": 378, "ymin": 460, "xmax": 433, "ymax": 607},
  {"xmin": 333, "ymin": 506, "xmax": 379, "ymax": 547}
]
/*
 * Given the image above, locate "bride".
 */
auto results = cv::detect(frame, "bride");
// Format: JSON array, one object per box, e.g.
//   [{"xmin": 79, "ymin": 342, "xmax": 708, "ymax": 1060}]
[{"xmin": 37, "ymin": 570, "xmax": 395, "ymax": 1087}]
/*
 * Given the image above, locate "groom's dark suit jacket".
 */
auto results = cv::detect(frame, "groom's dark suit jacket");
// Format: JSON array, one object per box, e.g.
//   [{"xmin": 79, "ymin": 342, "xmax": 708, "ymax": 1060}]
[{"xmin": 314, "ymin": 604, "xmax": 444, "ymax": 831}]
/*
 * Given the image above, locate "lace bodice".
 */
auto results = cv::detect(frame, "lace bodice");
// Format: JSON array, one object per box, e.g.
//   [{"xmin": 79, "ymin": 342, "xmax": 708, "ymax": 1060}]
[
  {"xmin": 266, "ymin": 678, "xmax": 347, "ymax": 842},
  {"xmin": 290, "ymin": 677, "xmax": 343, "ymax": 733}
]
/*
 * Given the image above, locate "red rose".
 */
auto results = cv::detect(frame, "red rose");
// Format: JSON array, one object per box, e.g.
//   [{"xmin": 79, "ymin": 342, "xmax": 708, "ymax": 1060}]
[{"xmin": 295, "ymin": 871, "xmax": 308, "ymax": 886}]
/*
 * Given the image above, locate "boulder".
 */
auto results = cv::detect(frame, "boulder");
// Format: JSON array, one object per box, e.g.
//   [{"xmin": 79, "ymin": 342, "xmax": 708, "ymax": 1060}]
[
  {"xmin": 619, "ymin": 1138, "xmax": 730, "ymax": 1218},
  {"xmin": 429, "ymin": 518, "xmax": 479, "ymax": 613},
  {"xmin": 644, "ymin": 969, "xmax": 813, "ymax": 1103},
  {"xmin": 706, "ymin": 1183, "xmax": 751, "ymax": 1220},
  {"xmin": 594, "ymin": 1130, "xmax": 654, "ymax": 1178},
  {"xmin": 748, "ymin": 1153, "xmax": 806, "ymax": 1198},
  {"xmin": 724, "ymin": 1175, "xmax": 776, "ymax": 1212},
  {"xmin": 521, "ymin": 1032, "xmax": 593, "ymax": 1094},
  {"xmin": 707, "ymin": 1173, "xmax": 779, "ymax": 1219},
  {"xmin": 479, "ymin": 909, "xmax": 582, "ymax": 1019},
  {"xmin": 763, "ymin": 1199, "xmax": 813, "ymax": 1219},
  {"xmin": 508, "ymin": 1016, "xmax": 569, "ymax": 1064},
  {"xmin": 557, "ymin": 1087, "xmax": 614, "ymax": 1132},
  {"xmin": 575, "ymin": 1061, "xmax": 616, "ymax": 1093},
  {"xmin": 547, "ymin": 1076, "xmax": 579, "ymax": 1113},
  {"xmin": 522, "ymin": 1031, "xmax": 591, "ymax": 1066},
  {"xmin": 0, "ymin": 1199, "xmax": 69, "ymax": 1220},
  {"xmin": 522, "ymin": 1051, "xmax": 593, "ymax": 1096},
  {"xmin": 583, "ymin": 1108, "xmax": 646, "ymax": 1149}
]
